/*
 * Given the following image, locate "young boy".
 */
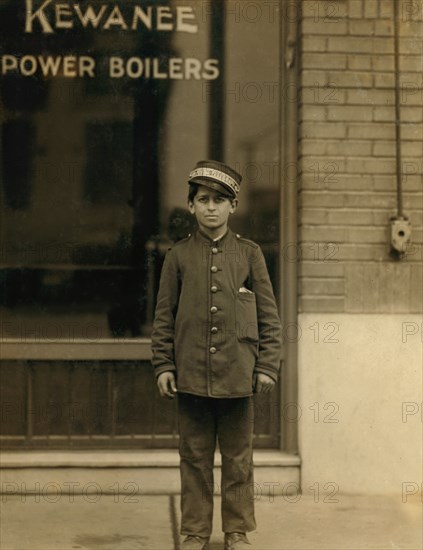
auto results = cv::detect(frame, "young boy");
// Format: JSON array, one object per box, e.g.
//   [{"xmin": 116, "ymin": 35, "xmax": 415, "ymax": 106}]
[{"xmin": 151, "ymin": 160, "xmax": 282, "ymax": 550}]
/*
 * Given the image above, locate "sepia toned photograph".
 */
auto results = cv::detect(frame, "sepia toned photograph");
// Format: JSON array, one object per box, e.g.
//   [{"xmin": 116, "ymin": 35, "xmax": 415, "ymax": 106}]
[{"xmin": 0, "ymin": 1, "xmax": 422, "ymax": 549}]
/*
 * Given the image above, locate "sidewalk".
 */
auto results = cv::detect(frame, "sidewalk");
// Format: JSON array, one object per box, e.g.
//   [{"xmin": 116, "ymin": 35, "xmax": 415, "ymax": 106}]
[{"xmin": 1, "ymin": 492, "xmax": 421, "ymax": 550}]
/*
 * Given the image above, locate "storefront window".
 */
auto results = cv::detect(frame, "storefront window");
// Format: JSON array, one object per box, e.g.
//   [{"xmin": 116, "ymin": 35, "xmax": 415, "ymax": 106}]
[{"xmin": 0, "ymin": 0, "xmax": 280, "ymax": 340}]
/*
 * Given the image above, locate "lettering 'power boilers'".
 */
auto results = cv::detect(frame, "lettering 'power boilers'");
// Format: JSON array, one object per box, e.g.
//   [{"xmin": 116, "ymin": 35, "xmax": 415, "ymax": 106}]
[{"xmin": 0, "ymin": 55, "xmax": 219, "ymax": 80}]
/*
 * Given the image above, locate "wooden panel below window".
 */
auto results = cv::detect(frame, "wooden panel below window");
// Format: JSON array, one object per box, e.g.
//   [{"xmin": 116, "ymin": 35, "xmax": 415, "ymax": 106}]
[{"xmin": 0, "ymin": 360, "xmax": 279, "ymax": 449}]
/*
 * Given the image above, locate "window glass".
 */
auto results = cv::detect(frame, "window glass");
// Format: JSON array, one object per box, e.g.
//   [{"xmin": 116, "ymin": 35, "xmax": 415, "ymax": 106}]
[{"xmin": 0, "ymin": 0, "xmax": 280, "ymax": 340}]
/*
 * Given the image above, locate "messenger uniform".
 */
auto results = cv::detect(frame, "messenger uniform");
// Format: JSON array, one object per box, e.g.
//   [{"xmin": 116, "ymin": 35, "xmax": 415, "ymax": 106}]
[{"xmin": 151, "ymin": 161, "xmax": 282, "ymax": 544}]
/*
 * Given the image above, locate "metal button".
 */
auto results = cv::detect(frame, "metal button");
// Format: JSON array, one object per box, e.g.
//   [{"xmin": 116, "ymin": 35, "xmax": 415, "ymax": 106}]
[
  {"xmin": 210, "ymin": 306, "xmax": 218, "ymax": 313},
  {"xmin": 211, "ymin": 286, "xmax": 218, "ymax": 293},
  {"xmin": 211, "ymin": 247, "xmax": 218, "ymax": 254},
  {"xmin": 209, "ymin": 347, "xmax": 217, "ymax": 354},
  {"xmin": 210, "ymin": 266, "xmax": 218, "ymax": 273},
  {"xmin": 211, "ymin": 327, "xmax": 218, "ymax": 334}
]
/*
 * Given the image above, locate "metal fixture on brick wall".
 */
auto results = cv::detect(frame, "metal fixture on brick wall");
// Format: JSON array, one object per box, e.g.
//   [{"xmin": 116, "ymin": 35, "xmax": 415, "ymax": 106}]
[
  {"xmin": 390, "ymin": 218, "xmax": 412, "ymax": 255},
  {"xmin": 390, "ymin": 0, "xmax": 412, "ymax": 258}
]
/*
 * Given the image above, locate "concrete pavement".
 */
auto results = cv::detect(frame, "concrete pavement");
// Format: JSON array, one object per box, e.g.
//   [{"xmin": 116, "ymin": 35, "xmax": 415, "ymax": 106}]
[{"xmin": 1, "ymin": 492, "xmax": 421, "ymax": 550}]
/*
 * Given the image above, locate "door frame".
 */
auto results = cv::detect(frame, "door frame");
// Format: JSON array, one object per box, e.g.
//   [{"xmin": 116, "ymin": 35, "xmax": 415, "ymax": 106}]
[{"xmin": 279, "ymin": 0, "xmax": 300, "ymax": 453}]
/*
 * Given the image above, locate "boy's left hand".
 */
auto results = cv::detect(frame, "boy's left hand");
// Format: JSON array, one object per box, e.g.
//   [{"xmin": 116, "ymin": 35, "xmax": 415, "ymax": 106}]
[{"xmin": 254, "ymin": 373, "xmax": 276, "ymax": 394}]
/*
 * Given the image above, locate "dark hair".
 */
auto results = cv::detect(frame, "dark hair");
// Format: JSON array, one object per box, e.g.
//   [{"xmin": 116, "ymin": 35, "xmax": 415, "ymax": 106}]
[{"xmin": 187, "ymin": 183, "xmax": 199, "ymax": 203}]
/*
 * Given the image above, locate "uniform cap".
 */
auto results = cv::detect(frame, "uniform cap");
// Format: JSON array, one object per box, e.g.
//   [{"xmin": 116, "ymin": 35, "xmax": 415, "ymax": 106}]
[{"xmin": 188, "ymin": 160, "xmax": 242, "ymax": 198}]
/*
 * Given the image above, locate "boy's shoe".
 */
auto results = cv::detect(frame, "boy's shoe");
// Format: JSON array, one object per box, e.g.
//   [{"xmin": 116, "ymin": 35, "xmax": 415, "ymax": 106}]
[
  {"xmin": 181, "ymin": 535, "xmax": 210, "ymax": 549},
  {"xmin": 224, "ymin": 532, "xmax": 252, "ymax": 549}
]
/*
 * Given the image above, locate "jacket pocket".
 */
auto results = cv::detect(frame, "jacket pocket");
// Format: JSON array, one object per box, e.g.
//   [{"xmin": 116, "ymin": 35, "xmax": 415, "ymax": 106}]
[{"xmin": 235, "ymin": 292, "xmax": 259, "ymax": 343}]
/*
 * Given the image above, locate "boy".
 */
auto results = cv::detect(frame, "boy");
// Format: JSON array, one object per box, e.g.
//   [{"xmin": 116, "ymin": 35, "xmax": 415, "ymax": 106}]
[{"xmin": 151, "ymin": 160, "xmax": 282, "ymax": 550}]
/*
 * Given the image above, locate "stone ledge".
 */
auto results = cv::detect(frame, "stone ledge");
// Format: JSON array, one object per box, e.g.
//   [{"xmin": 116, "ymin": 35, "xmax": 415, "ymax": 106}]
[{"xmin": 0, "ymin": 449, "xmax": 300, "ymax": 469}]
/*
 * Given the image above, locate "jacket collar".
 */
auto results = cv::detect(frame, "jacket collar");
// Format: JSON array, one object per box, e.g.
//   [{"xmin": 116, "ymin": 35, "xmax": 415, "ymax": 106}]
[{"xmin": 196, "ymin": 227, "xmax": 232, "ymax": 246}]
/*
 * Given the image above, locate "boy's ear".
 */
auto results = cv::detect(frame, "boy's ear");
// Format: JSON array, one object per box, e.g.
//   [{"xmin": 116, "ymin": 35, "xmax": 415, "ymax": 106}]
[
  {"xmin": 188, "ymin": 200, "xmax": 195, "ymax": 214},
  {"xmin": 230, "ymin": 198, "xmax": 238, "ymax": 213}
]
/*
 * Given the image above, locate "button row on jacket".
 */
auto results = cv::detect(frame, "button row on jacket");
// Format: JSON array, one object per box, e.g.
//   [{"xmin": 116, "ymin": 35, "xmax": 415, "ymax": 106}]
[{"xmin": 210, "ymin": 240, "xmax": 218, "ymax": 348}]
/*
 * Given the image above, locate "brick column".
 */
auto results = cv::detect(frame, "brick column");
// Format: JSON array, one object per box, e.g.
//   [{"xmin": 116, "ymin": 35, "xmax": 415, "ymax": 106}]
[{"xmin": 299, "ymin": 0, "xmax": 422, "ymax": 314}]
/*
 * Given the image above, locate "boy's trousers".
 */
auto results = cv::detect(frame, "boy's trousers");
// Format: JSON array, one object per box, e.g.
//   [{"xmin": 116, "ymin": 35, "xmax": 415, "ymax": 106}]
[{"xmin": 177, "ymin": 392, "xmax": 256, "ymax": 537}]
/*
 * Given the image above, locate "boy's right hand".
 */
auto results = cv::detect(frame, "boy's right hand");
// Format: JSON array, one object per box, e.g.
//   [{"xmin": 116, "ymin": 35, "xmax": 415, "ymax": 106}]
[{"xmin": 157, "ymin": 372, "xmax": 178, "ymax": 399}]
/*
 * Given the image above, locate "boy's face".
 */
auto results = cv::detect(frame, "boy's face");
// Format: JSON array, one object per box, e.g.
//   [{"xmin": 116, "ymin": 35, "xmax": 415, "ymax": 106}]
[{"xmin": 188, "ymin": 185, "xmax": 237, "ymax": 234}]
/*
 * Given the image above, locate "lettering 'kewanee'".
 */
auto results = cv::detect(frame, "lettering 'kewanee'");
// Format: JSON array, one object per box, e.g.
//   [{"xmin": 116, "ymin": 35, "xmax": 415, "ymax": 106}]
[{"xmin": 25, "ymin": 0, "xmax": 199, "ymax": 34}]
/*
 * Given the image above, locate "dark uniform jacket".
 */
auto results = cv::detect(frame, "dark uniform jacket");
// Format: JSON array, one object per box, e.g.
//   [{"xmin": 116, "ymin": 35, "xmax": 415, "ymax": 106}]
[{"xmin": 151, "ymin": 228, "xmax": 282, "ymax": 398}]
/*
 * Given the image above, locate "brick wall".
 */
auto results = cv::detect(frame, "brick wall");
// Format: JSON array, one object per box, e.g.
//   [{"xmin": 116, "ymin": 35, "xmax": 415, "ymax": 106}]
[{"xmin": 298, "ymin": 0, "xmax": 423, "ymax": 313}]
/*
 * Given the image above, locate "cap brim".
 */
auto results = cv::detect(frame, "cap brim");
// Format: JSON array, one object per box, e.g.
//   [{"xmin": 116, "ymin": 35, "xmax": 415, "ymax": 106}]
[{"xmin": 189, "ymin": 178, "xmax": 235, "ymax": 198}]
